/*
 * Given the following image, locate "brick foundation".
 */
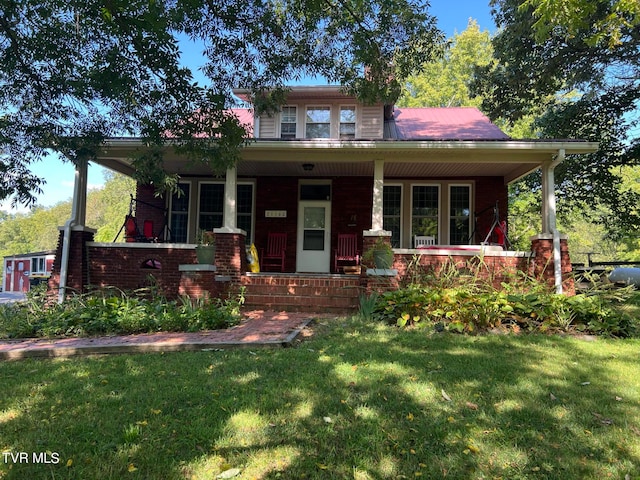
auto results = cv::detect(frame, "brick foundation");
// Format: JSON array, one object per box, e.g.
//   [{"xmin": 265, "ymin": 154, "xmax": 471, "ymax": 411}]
[
  {"xmin": 242, "ymin": 274, "xmax": 361, "ymax": 313},
  {"xmin": 48, "ymin": 227, "xmax": 96, "ymax": 299},
  {"xmin": 214, "ymin": 231, "xmax": 247, "ymax": 284},
  {"xmin": 46, "ymin": 225, "xmax": 576, "ymax": 312},
  {"xmin": 87, "ymin": 243, "xmax": 198, "ymax": 297},
  {"xmin": 529, "ymin": 235, "xmax": 575, "ymax": 294},
  {"xmin": 178, "ymin": 266, "xmax": 230, "ymax": 300},
  {"xmin": 393, "ymin": 251, "xmax": 528, "ymax": 288}
]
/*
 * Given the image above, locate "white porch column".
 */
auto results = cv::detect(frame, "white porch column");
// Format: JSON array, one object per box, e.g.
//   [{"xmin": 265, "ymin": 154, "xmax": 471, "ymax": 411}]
[
  {"xmin": 215, "ymin": 164, "xmax": 244, "ymax": 234},
  {"xmin": 71, "ymin": 158, "xmax": 89, "ymax": 227},
  {"xmin": 58, "ymin": 157, "xmax": 90, "ymax": 303},
  {"xmin": 371, "ymin": 159, "xmax": 385, "ymax": 232},
  {"xmin": 224, "ymin": 165, "xmax": 237, "ymax": 230},
  {"xmin": 541, "ymin": 162, "xmax": 555, "ymax": 234},
  {"xmin": 540, "ymin": 150, "xmax": 565, "ymax": 293}
]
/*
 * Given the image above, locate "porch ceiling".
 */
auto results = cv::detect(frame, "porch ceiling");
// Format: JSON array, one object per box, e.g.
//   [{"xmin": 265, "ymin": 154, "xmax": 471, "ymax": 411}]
[
  {"xmin": 95, "ymin": 139, "xmax": 598, "ymax": 184},
  {"xmin": 234, "ymin": 160, "xmax": 535, "ymax": 182}
]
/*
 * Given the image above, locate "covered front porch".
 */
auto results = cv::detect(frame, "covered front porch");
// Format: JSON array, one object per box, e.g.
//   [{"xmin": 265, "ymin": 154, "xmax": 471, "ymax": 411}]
[{"xmin": 47, "ymin": 139, "xmax": 597, "ymax": 309}]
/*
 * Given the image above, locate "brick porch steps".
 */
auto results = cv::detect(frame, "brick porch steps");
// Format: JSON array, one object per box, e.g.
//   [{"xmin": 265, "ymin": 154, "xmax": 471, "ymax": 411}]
[{"xmin": 241, "ymin": 273, "xmax": 361, "ymax": 313}]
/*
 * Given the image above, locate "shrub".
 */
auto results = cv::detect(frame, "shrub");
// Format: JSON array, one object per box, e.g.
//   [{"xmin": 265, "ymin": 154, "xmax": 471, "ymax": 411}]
[
  {"xmin": 372, "ymin": 261, "xmax": 639, "ymax": 337},
  {"xmin": 0, "ymin": 286, "xmax": 244, "ymax": 339}
]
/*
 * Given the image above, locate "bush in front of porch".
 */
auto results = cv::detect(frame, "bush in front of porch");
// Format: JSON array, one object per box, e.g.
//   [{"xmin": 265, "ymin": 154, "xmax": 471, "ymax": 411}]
[
  {"xmin": 368, "ymin": 260, "xmax": 640, "ymax": 337},
  {"xmin": 0, "ymin": 284, "xmax": 244, "ymax": 339}
]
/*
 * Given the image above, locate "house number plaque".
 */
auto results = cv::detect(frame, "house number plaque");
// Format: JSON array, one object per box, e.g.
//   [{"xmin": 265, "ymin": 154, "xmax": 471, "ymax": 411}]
[{"xmin": 265, "ymin": 210, "xmax": 287, "ymax": 218}]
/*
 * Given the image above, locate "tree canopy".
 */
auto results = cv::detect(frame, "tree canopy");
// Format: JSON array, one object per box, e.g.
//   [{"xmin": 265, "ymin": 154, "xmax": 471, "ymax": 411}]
[
  {"xmin": 399, "ymin": 19, "xmax": 493, "ymax": 109},
  {"xmin": 474, "ymin": 0, "xmax": 640, "ymax": 234},
  {"xmin": 0, "ymin": 0, "xmax": 444, "ymax": 206},
  {"xmin": 0, "ymin": 171, "xmax": 135, "ymax": 278}
]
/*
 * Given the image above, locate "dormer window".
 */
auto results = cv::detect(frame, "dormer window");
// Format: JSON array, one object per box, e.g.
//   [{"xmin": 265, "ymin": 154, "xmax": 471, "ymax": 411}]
[
  {"xmin": 280, "ymin": 106, "xmax": 297, "ymax": 139},
  {"xmin": 340, "ymin": 106, "xmax": 356, "ymax": 139},
  {"xmin": 305, "ymin": 107, "xmax": 331, "ymax": 138}
]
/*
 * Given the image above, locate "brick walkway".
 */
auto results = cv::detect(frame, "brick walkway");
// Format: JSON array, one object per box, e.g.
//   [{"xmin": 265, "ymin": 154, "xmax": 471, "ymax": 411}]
[{"xmin": 0, "ymin": 310, "xmax": 317, "ymax": 360}]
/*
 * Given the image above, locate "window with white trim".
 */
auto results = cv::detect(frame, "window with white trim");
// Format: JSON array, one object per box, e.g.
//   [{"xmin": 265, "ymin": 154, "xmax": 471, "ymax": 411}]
[
  {"xmin": 169, "ymin": 183, "xmax": 190, "ymax": 243},
  {"xmin": 449, "ymin": 185, "xmax": 471, "ymax": 245},
  {"xmin": 198, "ymin": 183, "xmax": 225, "ymax": 232},
  {"xmin": 383, "ymin": 185, "xmax": 402, "ymax": 248},
  {"xmin": 280, "ymin": 106, "xmax": 297, "ymax": 139},
  {"xmin": 31, "ymin": 257, "xmax": 45, "ymax": 274},
  {"xmin": 340, "ymin": 106, "xmax": 356, "ymax": 139},
  {"xmin": 197, "ymin": 182, "xmax": 255, "ymax": 244},
  {"xmin": 305, "ymin": 107, "xmax": 331, "ymax": 138},
  {"xmin": 411, "ymin": 185, "xmax": 440, "ymax": 244}
]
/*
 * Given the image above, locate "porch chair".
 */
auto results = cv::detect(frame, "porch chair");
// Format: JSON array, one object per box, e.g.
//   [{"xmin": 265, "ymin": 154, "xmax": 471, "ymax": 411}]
[
  {"xmin": 260, "ymin": 232, "xmax": 287, "ymax": 272},
  {"xmin": 414, "ymin": 235, "xmax": 436, "ymax": 248},
  {"xmin": 334, "ymin": 233, "xmax": 360, "ymax": 273}
]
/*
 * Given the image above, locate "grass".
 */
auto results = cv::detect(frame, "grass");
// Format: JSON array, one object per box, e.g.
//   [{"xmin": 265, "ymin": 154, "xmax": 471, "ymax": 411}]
[{"xmin": 1, "ymin": 316, "xmax": 639, "ymax": 479}]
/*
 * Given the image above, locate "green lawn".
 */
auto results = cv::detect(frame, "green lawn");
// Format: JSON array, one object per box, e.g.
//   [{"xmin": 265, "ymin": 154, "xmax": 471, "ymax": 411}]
[{"xmin": 1, "ymin": 317, "xmax": 639, "ymax": 479}]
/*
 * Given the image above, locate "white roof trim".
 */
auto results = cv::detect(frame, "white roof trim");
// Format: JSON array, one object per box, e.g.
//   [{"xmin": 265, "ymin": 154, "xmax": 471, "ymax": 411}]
[{"xmin": 101, "ymin": 138, "xmax": 599, "ymax": 155}]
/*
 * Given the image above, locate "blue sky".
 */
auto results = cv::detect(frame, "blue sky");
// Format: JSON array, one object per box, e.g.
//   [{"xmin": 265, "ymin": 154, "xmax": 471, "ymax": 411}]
[{"xmin": 1, "ymin": 0, "xmax": 495, "ymax": 213}]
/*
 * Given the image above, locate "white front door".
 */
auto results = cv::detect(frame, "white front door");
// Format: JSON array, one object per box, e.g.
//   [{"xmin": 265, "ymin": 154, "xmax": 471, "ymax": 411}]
[{"xmin": 296, "ymin": 200, "xmax": 331, "ymax": 272}]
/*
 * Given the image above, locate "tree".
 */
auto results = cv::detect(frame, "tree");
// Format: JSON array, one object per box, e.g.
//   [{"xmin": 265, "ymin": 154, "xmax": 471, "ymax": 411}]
[
  {"xmin": 398, "ymin": 18, "xmax": 538, "ymax": 136},
  {"xmin": 0, "ymin": 171, "xmax": 135, "ymax": 277},
  {"xmin": 0, "ymin": 0, "xmax": 445, "ymax": 206},
  {"xmin": 399, "ymin": 19, "xmax": 493, "ymax": 108},
  {"xmin": 87, "ymin": 171, "xmax": 136, "ymax": 242},
  {"xmin": 520, "ymin": 0, "xmax": 640, "ymax": 48},
  {"xmin": 474, "ymin": 0, "xmax": 640, "ymax": 235}
]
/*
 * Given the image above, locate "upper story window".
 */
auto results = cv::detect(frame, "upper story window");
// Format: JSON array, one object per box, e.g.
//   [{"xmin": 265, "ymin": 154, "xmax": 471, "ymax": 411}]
[
  {"xmin": 280, "ymin": 106, "xmax": 297, "ymax": 139},
  {"xmin": 305, "ymin": 107, "xmax": 331, "ymax": 138},
  {"xmin": 340, "ymin": 106, "xmax": 356, "ymax": 139}
]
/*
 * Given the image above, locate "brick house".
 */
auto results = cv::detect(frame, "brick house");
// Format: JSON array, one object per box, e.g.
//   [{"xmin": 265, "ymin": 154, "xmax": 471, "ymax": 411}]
[{"xmin": 48, "ymin": 86, "xmax": 598, "ymax": 311}]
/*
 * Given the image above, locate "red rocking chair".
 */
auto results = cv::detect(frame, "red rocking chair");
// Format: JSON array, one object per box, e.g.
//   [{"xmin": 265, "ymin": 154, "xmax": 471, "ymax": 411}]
[
  {"xmin": 260, "ymin": 233, "xmax": 287, "ymax": 272},
  {"xmin": 334, "ymin": 233, "xmax": 360, "ymax": 273}
]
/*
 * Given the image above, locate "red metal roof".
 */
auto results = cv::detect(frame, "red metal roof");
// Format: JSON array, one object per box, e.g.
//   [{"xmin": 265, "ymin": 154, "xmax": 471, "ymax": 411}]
[
  {"xmin": 229, "ymin": 106, "xmax": 510, "ymax": 141},
  {"xmin": 391, "ymin": 107, "xmax": 510, "ymax": 141},
  {"xmin": 231, "ymin": 108, "xmax": 254, "ymax": 129}
]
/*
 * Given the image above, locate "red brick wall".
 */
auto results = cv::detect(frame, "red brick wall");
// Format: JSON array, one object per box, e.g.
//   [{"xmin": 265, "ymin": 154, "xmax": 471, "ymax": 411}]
[
  {"xmin": 87, "ymin": 245, "xmax": 198, "ymax": 297},
  {"xmin": 392, "ymin": 252, "xmax": 528, "ymax": 288},
  {"xmin": 179, "ymin": 271, "xmax": 229, "ymax": 299},
  {"xmin": 331, "ymin": 177, "xmax": 373, "ymax": 266},
  {"xmin": 529, "ymin": 237, "xmax": 575, "ymax": 294},
  {"xmin": 214, "ymin": 232, "xmax": 247, "ymax": 282},
  {"xmin": 253, "ymin": 176, "xmax": 374, "ymax": 272},
  {"xmin": 48, "ymin": 229, "xmax": 95, "ymax": 297},
  {"xmin": 254, "ymin": 177, "xmax": 298, "ymax": 272}
]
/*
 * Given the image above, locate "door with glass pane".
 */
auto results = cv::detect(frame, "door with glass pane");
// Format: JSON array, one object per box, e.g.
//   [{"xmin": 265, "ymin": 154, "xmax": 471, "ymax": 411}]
[{"xmin": 296, "ymin": 200, "xmax": 331, "ymax": 272}]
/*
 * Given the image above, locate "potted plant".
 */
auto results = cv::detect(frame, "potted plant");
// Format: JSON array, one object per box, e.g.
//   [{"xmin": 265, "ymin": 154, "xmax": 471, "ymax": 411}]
[
  {"xmin": 195, "ymin": 229, "xmax": 216, "ymax": 264},
  {"xmin": 362, "ymin": 237, "xmax": 394, "ymax": 269}
]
